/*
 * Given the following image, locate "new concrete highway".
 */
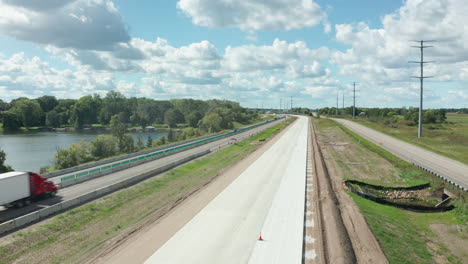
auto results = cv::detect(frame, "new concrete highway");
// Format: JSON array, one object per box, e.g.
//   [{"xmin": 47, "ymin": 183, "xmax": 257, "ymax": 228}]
[
  {"xmin": 0, "ymin": 119, "xmax": 285, "ymax": 224},
  {"xmin": 145, "ymin": 116, "xmax": 309, "ymax": 264},
  {"xmin": 332, "ymin": 118, "xmax": 468, "ymax": 191}
]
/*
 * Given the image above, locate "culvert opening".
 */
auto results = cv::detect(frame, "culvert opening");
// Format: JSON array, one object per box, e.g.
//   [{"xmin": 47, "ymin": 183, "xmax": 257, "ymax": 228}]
[{"xmin": 344, "ymin": 180, "xmax": 454, "ymax": 212}]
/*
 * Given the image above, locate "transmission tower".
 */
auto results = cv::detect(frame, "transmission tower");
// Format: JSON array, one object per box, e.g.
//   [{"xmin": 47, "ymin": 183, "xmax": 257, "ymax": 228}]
[
  {"xmin": 409, "ymin": 40, "xmax": 434, "ymax": 138},
  {"xmin": 351, "ymin": 82, "xmax": 358, "ymax": 119},
  {"xmin": 290, "ymin": 96, "xmax": 293, "ymax": 111},
  {"xmin": 336, "ymin": 92, "xmax": 339, "ymax": 115}
]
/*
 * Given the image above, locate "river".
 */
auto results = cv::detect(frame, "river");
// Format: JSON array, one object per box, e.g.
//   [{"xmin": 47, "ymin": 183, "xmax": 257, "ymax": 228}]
[{"xmin": 0, "ymin": 130, "xmax": 167, "ymax": 172}]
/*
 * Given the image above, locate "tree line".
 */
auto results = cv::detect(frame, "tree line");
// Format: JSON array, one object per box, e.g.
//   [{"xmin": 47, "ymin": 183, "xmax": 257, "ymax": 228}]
[
  {"xmin": 0, "ymin": 91, "xmax": 259, "ymax": 132},
  {"xmin": 1, "ymin": 92, "xmax": 262, "ymax": 171},
  {"xmin": 317, "ymin": 107, "xmax": 449, "ymax": 125}
]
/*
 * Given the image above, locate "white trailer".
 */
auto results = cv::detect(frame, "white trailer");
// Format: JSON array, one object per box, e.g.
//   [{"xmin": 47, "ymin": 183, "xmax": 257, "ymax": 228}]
[{"xmin": 0, "ymin": 172, "xmax": 30, "ymax": 206}]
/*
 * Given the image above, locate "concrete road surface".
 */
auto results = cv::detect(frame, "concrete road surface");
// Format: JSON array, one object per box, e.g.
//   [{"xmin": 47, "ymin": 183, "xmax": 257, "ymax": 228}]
[
  {"xmin": 145, "ymin": 116, "xmax": 309, "ymax": 264},
  {"xmin": 332, "ymin": 118, "xmax": 468, "ymax": 191}
]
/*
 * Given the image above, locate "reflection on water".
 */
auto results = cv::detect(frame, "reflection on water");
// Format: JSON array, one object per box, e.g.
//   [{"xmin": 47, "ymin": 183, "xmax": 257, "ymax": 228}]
[{"xmin": 0, "ymin": 130, "xmax": 167, "ymax": 172}]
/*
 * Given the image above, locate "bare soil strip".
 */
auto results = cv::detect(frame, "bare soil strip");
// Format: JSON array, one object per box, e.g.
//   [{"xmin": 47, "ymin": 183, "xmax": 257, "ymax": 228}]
[{"xmin": 310, "ymin": 119, "xmax": 357, "ymax": 264}]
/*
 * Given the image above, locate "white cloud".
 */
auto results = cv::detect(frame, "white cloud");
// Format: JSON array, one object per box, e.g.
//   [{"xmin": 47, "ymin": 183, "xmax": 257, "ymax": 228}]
[
  {"xmin": 222, "ymin": 39, "xmax": 329, "ymax": 77},
  {"xmin": 0, "ymin": 0, "xmax": 129, "ymax": 50},
  {"xmin": 330, "ymin": 0, "xmax": 468, "ymax": 108},
  {"xmin": 333, "ymin": 0, "xmax": 468, "ymax": 83},
  {"xmin": 0, "ymin": 53, "xmax": 116, "ymax": 101},
  {"xmin": 177, "ymin": 0, "xmax": 326, "ymax": 31}
]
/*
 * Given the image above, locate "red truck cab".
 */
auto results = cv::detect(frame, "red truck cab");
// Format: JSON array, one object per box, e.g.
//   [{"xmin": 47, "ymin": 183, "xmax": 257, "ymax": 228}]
[{"xmin": 29, "ymin": 172, "xmax": 58, "ymax": 197}]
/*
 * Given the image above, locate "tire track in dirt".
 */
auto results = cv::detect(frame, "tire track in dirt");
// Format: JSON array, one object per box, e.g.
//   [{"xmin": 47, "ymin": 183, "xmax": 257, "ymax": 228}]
[{"xmin": 310, "ymin": 120, "xmax": 357, "ymax": 264}]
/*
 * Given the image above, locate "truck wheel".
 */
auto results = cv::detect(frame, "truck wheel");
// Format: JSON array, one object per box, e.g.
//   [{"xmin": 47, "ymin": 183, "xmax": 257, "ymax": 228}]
[
  {"xmin": 48, "ymin": 191, "xmax": 57, "ymax": 197},
  {"xmin": 25, "ymin": 199, "xmax": 31, "ymax": 206},
  {"xmin": 15, "ymin": 201, "xmax": 24, "ymax": 208}
]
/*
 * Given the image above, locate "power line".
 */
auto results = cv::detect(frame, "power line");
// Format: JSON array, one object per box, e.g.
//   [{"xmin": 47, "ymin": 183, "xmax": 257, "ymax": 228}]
[{"xmin": 409, "ymin": 40, "xmax": 435, "ymax": 138}]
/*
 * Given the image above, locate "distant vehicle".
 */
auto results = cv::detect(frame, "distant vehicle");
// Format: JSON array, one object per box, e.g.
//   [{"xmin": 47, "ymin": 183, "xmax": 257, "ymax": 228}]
[{"xmin": 0, "ymin": 171, "xmax": 58, "ymax": 208}]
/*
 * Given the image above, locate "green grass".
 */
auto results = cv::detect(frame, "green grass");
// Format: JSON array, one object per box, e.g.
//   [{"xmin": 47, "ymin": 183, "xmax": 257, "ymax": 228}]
[
  {"xmin": 233, "ymin": 116, "xmax": 273, "ymax": 129},
  {"xmin": 352, "ymin": 113, "xmax": 468, "ymax": 164},
  {"xmin": 350, "ymin": 192, "xmax": 462, "ymax": 264},
  {"xmin": 0, "ymin": 117, "xmax": 296, "ymax": 264},
  {"xmin": 331, "ymin": 118, "xmax": 468, "ymax": 199},
  {"xmin": 321, "ymin": 118, "xmax": 428, "ymax": 187},
  {"xmin": 314, "ymin": 117, "xmax": 467, "ymax": 263}
]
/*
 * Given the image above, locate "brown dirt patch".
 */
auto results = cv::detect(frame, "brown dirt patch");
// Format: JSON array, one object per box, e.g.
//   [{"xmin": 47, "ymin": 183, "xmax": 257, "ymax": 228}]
[
  {"xmin": 429, "ymin": 223, "xmax": 468, "ymax": 263},
  {"xmin": 313, "ymin": 121, "xmax": 388, "ymax": 264}
]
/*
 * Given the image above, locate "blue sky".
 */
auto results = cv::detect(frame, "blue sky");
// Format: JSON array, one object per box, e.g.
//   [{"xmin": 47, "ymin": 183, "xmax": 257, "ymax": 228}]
[{"xmin": 0, "ymin": 0, "xmax": 466, "ymax": 109}]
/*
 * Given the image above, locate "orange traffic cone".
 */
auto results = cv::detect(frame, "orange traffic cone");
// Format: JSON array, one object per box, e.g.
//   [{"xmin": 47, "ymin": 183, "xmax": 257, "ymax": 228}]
[{"xmin": 258, "ymin": 233, "xmax": 264, "ymax": 241}]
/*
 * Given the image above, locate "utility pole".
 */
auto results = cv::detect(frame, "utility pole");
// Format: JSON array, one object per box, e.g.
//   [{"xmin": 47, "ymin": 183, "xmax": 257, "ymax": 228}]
[
  {"xmin": 410, "ymin": 40, "xmax": 434, "ymax": 138},
  {"xmin": 280, "ymin": 98, "xmax": 282, "ymax": 111},
  {"xmin": 342, "ymin": 92, "xmax": 344, "ymax": 113},
  {"xmin": 336, "ymin": 92, "xmax": 339, "ymax": 115},
  {"xmin": 290, "ymin": 96, "xmax": 293, "ymax": 111},
  {"xmin": 352, "ymin": 82, "xmax": 356, "ymax": 119}
]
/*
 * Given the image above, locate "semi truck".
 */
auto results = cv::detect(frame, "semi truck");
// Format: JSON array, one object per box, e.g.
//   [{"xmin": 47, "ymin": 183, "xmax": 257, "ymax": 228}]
[{"xmin": 0, "ymin": 171, "xmax": 58, "ymax": 208}]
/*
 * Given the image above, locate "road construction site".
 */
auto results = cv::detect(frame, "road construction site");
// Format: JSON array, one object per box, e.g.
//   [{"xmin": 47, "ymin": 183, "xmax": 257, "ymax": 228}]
[{"xmin": 1, "ymin": 116, "xmax": 466, "ymax": 264}]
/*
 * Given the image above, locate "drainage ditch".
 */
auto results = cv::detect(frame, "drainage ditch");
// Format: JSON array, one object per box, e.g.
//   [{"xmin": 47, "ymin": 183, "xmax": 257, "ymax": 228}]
[{"xmin": 345, "ymin": 180, "xmax": 454, "ymax": 212}]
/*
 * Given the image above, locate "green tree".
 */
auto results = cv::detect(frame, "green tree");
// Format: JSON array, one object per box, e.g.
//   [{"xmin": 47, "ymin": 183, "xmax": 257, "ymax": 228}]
[
  {"xmin": 120, "ymin": 134, "xmax": 135, "ymax": 153},
  {"xmin": 55, "ymin": 141, "xmax": 91, "ymax": 169},
  {"xmin": 146, "ymin": 135, "xmax": 153, "ymax": 148},
  {"xmin": 2, "ymin": 111, "xmax": 21, "ymax": 130},
  {"xmin": 36, "ymin": 95, "xmax": 58, "ymax": 112},
  {"xmin": 154, "ymin": 136, "xmax": 166, "ymax": 146},
  {"xmin": 0, "ymin": 149, "xmax": 13, "ymax": 173},
  {"xmin": 0, "ymin": 99, "xmax": 8, "ymax": 111},
  {"xmin": 135, "ymin": 101, "xmax": 159, "ymax": 128},
  {"xmin": 164, "ymin": 109, "xmax": 184, "ymax": 128},
  {"xmin": 99, "ymin": 91, "xmax": 127, "ymax": 124},
  {"xmin": 186, "ymin": 112, "xmax": 203, "ymax": 127},
  {"xmin": 90, "ymin": 135, "xmax": 118, "ymax": 159},
  {"xmin": 167, "ymin": 129, "xmax": 176, "ymax": 142},
  {"xmin": 45, "ymin": 110, "xmax": 61, "ymax": 127},
  {"xmin": 200, "ymin": 113, "xmax": 223, "ymax": 132},
  {"xmin": 10, "ymin": 98, "xmax": 44, "ymax": 127},
  {"xmin": 70, "ymin": 95, "xmax": 101, "ymax": 128},
  {"xmin": 110, "ymin": 115, "xmax": 127, "ymax": 143},
  {"xmin": 181, "ymin": 127, "xmax": 199, "ymax": 139},
  {"xmin": 53, "ymin": 99, "xmax": 76, "ymax": 126},
  {"xmin": 136, "ymin": 136, "xmax": 145, "ymax": 150}
]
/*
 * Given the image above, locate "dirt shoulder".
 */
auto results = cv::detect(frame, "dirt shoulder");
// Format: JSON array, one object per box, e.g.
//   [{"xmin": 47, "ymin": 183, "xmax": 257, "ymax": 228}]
[
  {"xmin": 86, "ymin": 119, "xmax": 294, "ymax": 264},
  {"xmin": 311, "ymin": 119, "xmax": 386, "ymax": 264},
  {"xmin": 314, "ymin": 117, "xmax": 468, "ymax": 264}
]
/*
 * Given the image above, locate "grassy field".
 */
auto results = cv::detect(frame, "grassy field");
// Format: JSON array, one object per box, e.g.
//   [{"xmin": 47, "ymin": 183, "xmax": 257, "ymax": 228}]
[
  {"xmin": 314, "ymin": 118, "xmax": 467, "ymax": 264},
  {"xmin": 0, "ymin": 118, "xmax": 295, "ymax": 264},
  {"xmin": 352, "ymin": 113, "xmax": 468, "ymax": 165}
]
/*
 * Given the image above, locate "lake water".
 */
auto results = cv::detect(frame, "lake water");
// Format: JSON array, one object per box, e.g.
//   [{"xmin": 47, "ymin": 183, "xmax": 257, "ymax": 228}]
[{"xmin": 0, "ymin": 130, "xmax": 167, "ymax": 172}]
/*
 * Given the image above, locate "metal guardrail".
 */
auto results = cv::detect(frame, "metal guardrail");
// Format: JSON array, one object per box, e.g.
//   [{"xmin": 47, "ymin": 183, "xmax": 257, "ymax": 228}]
[{"xmin": 60, "ymin": 118, "xmax": 284, "ymax": 183}]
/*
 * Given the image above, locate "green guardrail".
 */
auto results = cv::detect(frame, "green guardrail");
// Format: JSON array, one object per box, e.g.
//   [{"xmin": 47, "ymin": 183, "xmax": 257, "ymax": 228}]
[{"xmin": 61, "ymin": 117, "xmax": 283, "ymax": 182}]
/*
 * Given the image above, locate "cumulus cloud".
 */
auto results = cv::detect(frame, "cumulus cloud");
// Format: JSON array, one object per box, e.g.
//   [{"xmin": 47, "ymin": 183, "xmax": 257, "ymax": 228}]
[
  {"xmin": 0, "ymin": 0, "xmax": 130, "ymax": 50},
  {"xmin": 333, "ymin": 0, "xmax": 468, "ymax": 83},
  {"xmin": 222, "ymin": 39, "xmax": 329, "ymax": 77},
  {"xmin": 0, "ymin": 53, "xmax": 116, "ymax": 101},
  {"xmin": 329, "ymin": 0, "xmax": 468, "ymax": 108},
  {"xmin": 177, "ymin": 0, "xmax": 326, "ymax": 31}
]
